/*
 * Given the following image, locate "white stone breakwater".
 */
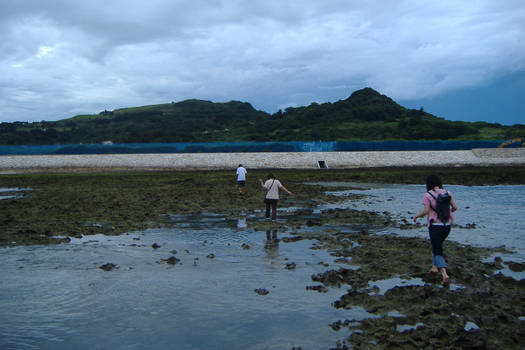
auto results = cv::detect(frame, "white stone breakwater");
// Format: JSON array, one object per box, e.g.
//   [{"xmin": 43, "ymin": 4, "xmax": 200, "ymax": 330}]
[{"xmin": 0, "ymin": 148, "xmax": 524, "ymax": 173}]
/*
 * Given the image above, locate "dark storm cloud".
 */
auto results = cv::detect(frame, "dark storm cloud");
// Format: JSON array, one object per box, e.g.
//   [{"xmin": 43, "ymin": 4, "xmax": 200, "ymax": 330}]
[{"xmin": 1, "ymin": 0, "xmax": 524, "ymax": 123}]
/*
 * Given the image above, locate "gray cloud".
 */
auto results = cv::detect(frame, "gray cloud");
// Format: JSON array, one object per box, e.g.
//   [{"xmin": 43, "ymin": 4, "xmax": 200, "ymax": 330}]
[{"xmin": 1, "ymin": 0, "xmax": 524, "ymax": 122}]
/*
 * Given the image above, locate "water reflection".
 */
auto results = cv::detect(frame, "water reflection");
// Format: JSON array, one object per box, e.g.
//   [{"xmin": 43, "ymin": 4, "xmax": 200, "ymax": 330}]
[
  {"xmin": 264, "ymin": 230, "xmax": 279, "ymax": 259},
  {"xmin": 237, "ymin": 217, "xmax": 247, "ymax": 229},
  {"xmin": 0, "ymin": 226, "xmax": 350, "ymax": 350},
  {"xmin": 6, "ymin": 184, "xmax": 522, "ymax": 349}
]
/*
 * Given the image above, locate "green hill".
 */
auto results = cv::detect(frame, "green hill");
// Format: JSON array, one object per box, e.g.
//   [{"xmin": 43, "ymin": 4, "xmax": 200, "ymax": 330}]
[{"xmin": 0, "ymin": 88, "xmax": 523, "ymax": 145}]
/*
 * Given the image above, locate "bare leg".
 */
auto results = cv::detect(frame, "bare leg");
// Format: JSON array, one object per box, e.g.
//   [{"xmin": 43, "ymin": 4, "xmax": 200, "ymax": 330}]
[{"xmin": 440, "ymin": 268, "xmax": 450, "ymax": 286}]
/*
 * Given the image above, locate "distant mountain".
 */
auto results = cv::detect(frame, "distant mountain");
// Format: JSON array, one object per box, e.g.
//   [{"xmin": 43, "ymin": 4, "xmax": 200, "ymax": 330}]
[{"xmin": 1, "ymin": 88, "xmax": 523, "ymax": 145}]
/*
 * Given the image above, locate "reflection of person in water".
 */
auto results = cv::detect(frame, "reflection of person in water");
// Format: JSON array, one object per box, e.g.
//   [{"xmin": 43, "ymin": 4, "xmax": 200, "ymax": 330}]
[
  {"xmin": 237, "ymin": 217, "xmax": 247, "ymax": 229},
  {"xmin": 264, "ymin": 230, "xmax": 279, "ymax": 258}
]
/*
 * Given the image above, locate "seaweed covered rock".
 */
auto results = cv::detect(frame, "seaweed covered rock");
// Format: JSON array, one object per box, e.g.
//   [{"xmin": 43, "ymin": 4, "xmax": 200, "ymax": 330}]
[{"xmin": 99, "ymin": 263, "xmax": 118, "ymax": 271}]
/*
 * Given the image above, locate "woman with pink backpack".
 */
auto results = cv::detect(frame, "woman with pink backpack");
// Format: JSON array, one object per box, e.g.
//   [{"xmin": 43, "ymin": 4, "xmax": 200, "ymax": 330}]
[{"xmin": 413, "ymin": 174, "xmax": 458, "ymax": 286}]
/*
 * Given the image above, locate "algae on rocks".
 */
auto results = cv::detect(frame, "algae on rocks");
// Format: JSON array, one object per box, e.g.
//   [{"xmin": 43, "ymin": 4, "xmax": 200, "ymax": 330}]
[
  {"xmin": 1, "ymin": 167, "xmax": 525, "ymax": 349},
  {"xmin": 1, "ymin": 166, "xmax": 525, "ymax": 246}
]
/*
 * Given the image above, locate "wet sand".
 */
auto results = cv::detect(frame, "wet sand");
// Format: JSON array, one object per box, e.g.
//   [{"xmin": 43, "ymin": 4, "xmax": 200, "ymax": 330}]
[{"xmin": 1, "ymin": 167, "xmax": 525, "ymax": 348}]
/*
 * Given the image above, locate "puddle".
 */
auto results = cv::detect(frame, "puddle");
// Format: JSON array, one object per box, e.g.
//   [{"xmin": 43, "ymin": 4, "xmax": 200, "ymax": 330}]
[
  {"xmin": 483, "ymin": 253, "xmax": 525, "ymax": 281},
  {"xmin": 368, "ymin": 277, "xmax": 425, "ymax": 296},
  {"xmin": 0, "ymin": 187, "xmax": 28, "ymax": 200},
  {"xmin": 387, "ymin": 310, "xmax": 405, "ymax": 318},
  {"xmin": 464, "ymin": 321, "xmax": 480, "ymax": 331},
  {"xmin": 397, "ymin": 322, "xmax": 425, "ymax": 333}
]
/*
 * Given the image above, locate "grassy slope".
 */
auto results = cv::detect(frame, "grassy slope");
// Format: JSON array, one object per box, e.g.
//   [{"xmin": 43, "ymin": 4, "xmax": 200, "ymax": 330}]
[{"xmin": 2, "ymin": 88, "xmax": 524, "ymax": 144}]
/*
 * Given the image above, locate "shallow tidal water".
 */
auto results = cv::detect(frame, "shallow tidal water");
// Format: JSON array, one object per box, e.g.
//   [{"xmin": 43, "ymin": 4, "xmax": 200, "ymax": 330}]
[
  {"xmin": 1, "ymin": 184, "xmax": 525, "ymax": 349},
  {"xmin": 322, "ymin": 183, "xmax": 525, "ymax": 278},
  {"xmin": 0, "ymin": 188, "xmax": 25, "ymax": 200},
  {"xmin": 0, "ymin": 213, "xmax": 371, "ymax": 350}
]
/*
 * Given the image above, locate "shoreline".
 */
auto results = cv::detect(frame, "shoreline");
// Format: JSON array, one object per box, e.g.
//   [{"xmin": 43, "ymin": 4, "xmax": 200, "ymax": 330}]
[{"xmin": 1, "ymin": 148, "xmax": 524, "ymax": 173}]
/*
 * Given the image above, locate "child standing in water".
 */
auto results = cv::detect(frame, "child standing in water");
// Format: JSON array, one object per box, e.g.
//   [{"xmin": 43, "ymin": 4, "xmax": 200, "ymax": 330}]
[{"xmin": 413, "ymin": 174, "xmax": 458, "ymax": 286}]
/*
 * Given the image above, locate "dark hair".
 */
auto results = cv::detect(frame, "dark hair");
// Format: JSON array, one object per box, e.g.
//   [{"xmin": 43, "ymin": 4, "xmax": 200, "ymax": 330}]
[
  {"xmin": 238, "ymin": 164, "xmax": 243, "ymax": 167},
  {"xmin": 426, "ymin": 174, "xmax": 443, "ymax": 191},
  {"xmin": 267, "ymin": 173, "xmax": 275, "ymax": 180}
]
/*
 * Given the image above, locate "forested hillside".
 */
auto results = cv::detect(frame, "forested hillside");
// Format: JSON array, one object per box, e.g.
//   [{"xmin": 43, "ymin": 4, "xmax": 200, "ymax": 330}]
[{"xmin": 1, "ymin": 88, "xmax": 523, "ymax": 145}]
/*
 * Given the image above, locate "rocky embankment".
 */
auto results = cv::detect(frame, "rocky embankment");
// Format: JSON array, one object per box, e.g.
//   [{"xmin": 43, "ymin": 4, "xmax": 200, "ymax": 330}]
[{"xmin": 0, "ymin": 148, "xmax": 524, "ymax": 173}]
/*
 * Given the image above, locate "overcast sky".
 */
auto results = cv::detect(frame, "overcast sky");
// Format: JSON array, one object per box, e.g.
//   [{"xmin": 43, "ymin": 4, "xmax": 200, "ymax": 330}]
[{"xmin": 1, "ymin": 0, "xmax": 524, "ymax": 125}]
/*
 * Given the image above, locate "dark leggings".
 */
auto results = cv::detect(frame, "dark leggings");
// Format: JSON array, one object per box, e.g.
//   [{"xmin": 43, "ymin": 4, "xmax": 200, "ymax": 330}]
[{"xmin": 265, "ymin": 199, "xmax": 278, "ymax": 220}]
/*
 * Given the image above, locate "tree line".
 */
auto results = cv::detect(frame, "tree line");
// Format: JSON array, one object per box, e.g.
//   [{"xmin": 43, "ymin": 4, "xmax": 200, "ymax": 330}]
[{"xmin": 1, "ymin": 88, "xmax": 523, "ymax": 145}]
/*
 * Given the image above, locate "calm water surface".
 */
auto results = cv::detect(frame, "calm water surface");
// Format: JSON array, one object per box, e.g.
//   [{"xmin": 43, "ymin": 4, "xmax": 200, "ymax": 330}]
[
  {"xmin": 1, "ymin": 184, "xmax": 524, "ymax": 349},
  {"xmin": 0, "ymin": 214, "xmax": 369, "ymax": 350},
  {"xmin": 0, "ymin": 188, "xmax": 25, "ymax": 200}
]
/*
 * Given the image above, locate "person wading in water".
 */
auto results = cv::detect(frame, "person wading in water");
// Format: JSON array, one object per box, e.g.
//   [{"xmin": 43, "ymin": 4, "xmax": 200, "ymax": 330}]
[
  {"xmin": 259, "ymin": 173, "xmax": 292, "ymax": 221},
  {"xmin": 413, "ymin": 174, "xmax": 458, "ymax": 286}
]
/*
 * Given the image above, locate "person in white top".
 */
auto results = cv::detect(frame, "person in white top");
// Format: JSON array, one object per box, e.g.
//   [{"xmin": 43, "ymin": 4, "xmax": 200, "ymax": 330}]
[
  {"xmin": 258, "ymin": 173, "xmax": 292, "ymax": 220},
  {"xmin": 236, "ymin": 164, "xmax": 247, "ymax": 195}
]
